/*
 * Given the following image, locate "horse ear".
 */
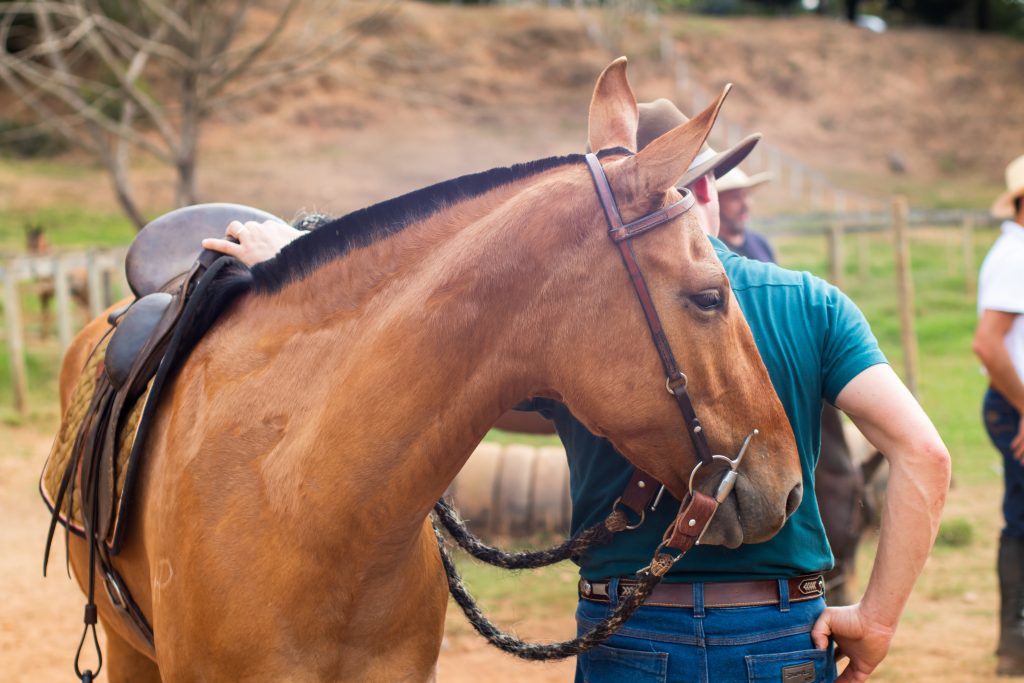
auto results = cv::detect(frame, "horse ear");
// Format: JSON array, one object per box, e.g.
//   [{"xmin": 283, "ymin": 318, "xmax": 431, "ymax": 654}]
[
  {"xmin": 587, "ymin": 57, "xmax": 638, "ymax": 153},
  {"xmin": 633, "ymin": 84, "xmax": 731, "ymax": 192}
]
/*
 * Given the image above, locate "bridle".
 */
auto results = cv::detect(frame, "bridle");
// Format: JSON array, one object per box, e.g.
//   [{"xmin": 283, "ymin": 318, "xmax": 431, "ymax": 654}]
[
  {"xmin": 583, "ymin": 151, "xmax": 757, "ymax": 557},
  {"xmin": 584, "ymin": 152, "xmax": 714, "ymax": 468}
]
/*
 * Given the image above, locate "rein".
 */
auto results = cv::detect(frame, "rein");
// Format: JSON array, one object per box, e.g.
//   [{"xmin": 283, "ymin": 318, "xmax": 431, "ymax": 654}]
[{"xmin": 439, "ymin": 153, "xmax": 758, "ymax": 660}]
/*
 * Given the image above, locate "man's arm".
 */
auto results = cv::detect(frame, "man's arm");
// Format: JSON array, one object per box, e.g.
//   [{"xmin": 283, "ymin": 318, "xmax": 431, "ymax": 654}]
[
  {"xmin": 973, "ymin": 309, "xmax": 1024, "ymax": 458},
  {"xmin": 811, "ymin": 363, "xmax": 951, "ymax": 682}
]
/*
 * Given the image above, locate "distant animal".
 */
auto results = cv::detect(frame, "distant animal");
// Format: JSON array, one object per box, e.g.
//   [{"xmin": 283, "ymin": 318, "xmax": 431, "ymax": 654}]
[{"xmin": 24, "ymin": 224, "xmax": 89, "ymax": 337}]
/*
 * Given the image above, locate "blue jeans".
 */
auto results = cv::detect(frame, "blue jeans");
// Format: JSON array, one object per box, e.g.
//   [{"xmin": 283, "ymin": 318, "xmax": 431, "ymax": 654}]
[
  {"xmin": 575, "ymin": 579, "xmax": 836, "ymax": 683},
  {"xmin": 984, "ymin": 388, "xmax": 1024, "ymax": 538}
]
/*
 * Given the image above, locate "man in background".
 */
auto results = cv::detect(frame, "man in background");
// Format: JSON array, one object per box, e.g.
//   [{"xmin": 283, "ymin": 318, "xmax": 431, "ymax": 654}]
[
  {"xmin": 973, "ymin": 153, "xmax": 1024, "ymax": 676},
  {"xmin": 716, "ymin": 165, "xmax": 775, "ymax": 262}
]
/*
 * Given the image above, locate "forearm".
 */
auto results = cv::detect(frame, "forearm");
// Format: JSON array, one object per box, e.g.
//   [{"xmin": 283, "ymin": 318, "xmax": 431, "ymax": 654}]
[
  {"xmin": 834, "ymin": 364, "xmax": 952, "ymax": 628},
  {"xmin": 859, "ymin": 444, "xmax": 950, "ymax": 629}
]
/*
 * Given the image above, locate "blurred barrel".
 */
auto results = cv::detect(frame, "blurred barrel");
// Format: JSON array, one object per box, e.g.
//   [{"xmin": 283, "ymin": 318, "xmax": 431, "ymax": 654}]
[{"xmin": 446, "ymin": 442, "xmax": 571, "ymax": 538}]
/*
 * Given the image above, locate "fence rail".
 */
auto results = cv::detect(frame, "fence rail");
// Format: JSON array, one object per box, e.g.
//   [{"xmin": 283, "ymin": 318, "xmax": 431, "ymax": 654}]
[{"xmin": 1, "ymin": 247, "xmax": 128, "ymax": 415}]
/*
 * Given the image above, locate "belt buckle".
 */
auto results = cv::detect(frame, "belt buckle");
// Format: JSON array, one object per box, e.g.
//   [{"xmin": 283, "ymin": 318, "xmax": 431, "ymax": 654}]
[
  {"xmin": 580, "ymin": 579, "xmax": 593, "ymax": 598},
  {"xmin": 797, "ymin": 575, "xmax": 824, "ymax": 597}
]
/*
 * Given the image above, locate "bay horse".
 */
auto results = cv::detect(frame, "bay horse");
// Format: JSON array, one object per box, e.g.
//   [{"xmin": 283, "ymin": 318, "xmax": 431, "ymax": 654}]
[{"xmin": 54, "ymin": 59, "xmax": 802, "ymax": 681}]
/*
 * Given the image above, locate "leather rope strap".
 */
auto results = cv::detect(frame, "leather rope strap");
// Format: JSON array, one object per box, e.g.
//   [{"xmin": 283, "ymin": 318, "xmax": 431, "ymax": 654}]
[{"xmin": 583, "ymin": 153, "xmax": 713, "ymax": 466}]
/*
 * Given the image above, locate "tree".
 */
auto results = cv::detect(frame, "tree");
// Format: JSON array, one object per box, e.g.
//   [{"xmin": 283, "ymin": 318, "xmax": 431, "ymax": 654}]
[{"xmin": 0, "ymin": 0, "xmax": 391, "ymax": 229}]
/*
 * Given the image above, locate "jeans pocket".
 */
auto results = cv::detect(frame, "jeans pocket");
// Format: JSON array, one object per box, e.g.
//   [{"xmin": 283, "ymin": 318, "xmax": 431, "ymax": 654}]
[
  {"xmin": 986, "ymin": 409, "xmax": 1018, "ymax": 435},
  {"xmin": 581, "ymin": 643, "xmax": 668, "ymax": 683},
  {"xmin": 744, "ymin": 648, "xmax": 831, "ymax": 683}
]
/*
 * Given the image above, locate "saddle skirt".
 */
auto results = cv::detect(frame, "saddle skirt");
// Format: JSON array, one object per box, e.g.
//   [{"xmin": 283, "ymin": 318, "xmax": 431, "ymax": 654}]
[{"xmin": 39, "ymin": 334, "xmax": 154, "ymax": 545}]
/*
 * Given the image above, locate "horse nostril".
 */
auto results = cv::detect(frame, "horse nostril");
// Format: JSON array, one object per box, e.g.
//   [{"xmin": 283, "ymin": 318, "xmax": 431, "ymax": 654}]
[{"xmin": 785, "ymin": 482, "xmax": 803, "ymax": 517}]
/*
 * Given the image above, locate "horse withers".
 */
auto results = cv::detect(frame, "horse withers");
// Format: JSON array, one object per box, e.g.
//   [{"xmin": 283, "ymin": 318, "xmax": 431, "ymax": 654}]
[{"xmin": 52, "ymin": 59, "xmax": 802, "ymax": 681}]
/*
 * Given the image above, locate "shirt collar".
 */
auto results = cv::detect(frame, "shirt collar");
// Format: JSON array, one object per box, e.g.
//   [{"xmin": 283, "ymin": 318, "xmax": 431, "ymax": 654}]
[
  {"xmin": 1003, "ymin": 220, "xmax": 1024, "ymax": 235},
  {"xmin": 706, "ymin": 233, "xmax": 728, "ymax": 251}
]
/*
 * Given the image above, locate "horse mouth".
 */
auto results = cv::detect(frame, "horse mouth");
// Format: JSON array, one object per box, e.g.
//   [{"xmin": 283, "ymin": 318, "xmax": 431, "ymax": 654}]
[
  {"xmin": 701, "ymin": 495, "xmax": 745, "ymax": 549},
  {"xmin": 695, "ymin": 475, "xmax": 792, "ymax": 549}
]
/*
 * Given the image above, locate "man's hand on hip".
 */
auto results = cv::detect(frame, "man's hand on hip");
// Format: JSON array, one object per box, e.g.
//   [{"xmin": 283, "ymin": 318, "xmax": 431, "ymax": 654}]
[
  {"xmin": 812, "ymin": 603, "xmax": 895, "ymax": 682},
  {"xmin": 1013, "ymin": 414, "xmax": 1024, "ymax": 461}
]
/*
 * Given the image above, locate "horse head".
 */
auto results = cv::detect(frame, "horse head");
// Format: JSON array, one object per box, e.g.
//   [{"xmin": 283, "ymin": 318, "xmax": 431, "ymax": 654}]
[{"xmin": 525, "ymin": 59, "xmax": 802, "ymax": 548}]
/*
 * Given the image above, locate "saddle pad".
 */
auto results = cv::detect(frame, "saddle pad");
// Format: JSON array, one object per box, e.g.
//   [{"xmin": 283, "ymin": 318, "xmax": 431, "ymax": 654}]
[{"xmin": 40, "ymin": 335, "xmax": 153, "ymax": 542}]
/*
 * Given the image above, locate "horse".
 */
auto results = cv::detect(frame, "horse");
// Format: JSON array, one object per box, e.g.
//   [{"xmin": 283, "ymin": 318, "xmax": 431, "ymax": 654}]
[{"xmin": 53, "ymin": 59, "xmax": 803, "ymax": 681}]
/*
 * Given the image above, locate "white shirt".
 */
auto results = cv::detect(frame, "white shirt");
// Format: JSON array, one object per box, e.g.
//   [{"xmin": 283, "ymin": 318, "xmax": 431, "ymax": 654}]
[{"xmin": 978, "ymin": 220, "xmax": 1024, "ymax": 381}]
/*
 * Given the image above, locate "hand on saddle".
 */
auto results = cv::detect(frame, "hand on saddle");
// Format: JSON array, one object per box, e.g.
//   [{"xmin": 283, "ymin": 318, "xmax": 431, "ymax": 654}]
[
  {"xmin": 202, "ymin": 219, "xmax": 304, "ymax": 266},
  {"xmin": 811, "ymin": 603, "xmax": 895, "ymax": 682}
]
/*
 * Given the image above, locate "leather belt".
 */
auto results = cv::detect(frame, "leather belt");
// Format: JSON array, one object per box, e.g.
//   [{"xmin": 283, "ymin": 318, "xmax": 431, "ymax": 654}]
[{"xmin": 579, "ymin": 574, "xmax": 825, "ymax": 609}]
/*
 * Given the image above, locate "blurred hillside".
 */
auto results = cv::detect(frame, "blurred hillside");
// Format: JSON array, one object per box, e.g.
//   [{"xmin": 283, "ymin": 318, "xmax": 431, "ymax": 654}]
[{"xmin": 2, "ymin": 1, "xmax": 1021, "ymax": 222}]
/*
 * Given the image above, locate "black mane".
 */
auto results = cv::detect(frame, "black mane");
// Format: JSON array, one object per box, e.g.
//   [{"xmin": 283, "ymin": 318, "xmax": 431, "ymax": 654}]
[
  {"xmin": 248, "ymin": 149, "xmax": 631, "ymax": 293},
  {"xmin": 179, "ymin": 147, "xmax": 631, "ymax": 355}
]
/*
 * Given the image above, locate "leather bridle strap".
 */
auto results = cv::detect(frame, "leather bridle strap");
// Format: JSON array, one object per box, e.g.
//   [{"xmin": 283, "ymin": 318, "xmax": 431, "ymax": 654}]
[{"xmin": 584, "ymin": 152, "xmax": 713, "ymax": 466}]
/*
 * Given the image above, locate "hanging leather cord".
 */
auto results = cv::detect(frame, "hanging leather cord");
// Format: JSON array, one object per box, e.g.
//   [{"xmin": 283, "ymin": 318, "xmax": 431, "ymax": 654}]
[
  {"xmin": 434, "ymin": 491, "xmax": 719, "ymax": 661},
  {"xmin": 432, "ymin": 497, "xmax": 628, "ymax": 570}
]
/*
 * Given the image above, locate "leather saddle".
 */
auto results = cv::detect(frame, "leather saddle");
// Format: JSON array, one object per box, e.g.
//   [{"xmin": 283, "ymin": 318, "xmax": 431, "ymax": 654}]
[{"xmin": 44, "ymin": 202, "xmax": 283, "ymax": 652}]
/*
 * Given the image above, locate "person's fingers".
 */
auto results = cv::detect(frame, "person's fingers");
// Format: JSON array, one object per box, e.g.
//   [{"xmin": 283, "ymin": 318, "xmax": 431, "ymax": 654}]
[
  {"xmin": 202, "ymin": 237, "xmax": 242, "ymax": 257},
  {"xmin": 810, "ymin": 611, "xmax": 831, "ymax": 650},
  {"xmin": 836, "ymin": 665, "xmax": 869, "ymax": 683},
  {"xmin": 225, "ymin": 220, "xmax": 246, "ymax": 239}
]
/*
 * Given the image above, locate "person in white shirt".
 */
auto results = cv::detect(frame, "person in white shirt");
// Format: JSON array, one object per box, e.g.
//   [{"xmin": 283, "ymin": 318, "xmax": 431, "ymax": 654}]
[{"xmin": 973, "ymin": 152, "xmax": 1024, "ymax": 676}]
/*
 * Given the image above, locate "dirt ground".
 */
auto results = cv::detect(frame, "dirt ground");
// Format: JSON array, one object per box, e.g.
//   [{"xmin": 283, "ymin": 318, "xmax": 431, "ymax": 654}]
[{"xmin": 0, "ymin": 420, "xmax": 1014, "ymax": 682}]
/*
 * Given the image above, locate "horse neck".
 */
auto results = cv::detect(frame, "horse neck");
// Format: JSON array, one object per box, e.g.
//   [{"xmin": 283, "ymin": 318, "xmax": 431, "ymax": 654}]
[{"xmin": 242, "ymin": 170, "xmax": 594, "ymax": 539}]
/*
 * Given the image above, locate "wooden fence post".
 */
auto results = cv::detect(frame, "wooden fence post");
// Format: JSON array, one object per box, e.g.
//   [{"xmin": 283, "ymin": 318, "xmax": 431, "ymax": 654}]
[
  {"xmin": 963, "ymin": 216, "xmax": 977, "ymax": 297},
  {"xmin": 86, "ymin": 249, "xmax": 104, "ymax": 319},
  {"xmin": 3, "ymin": 265, "xmax": 28, "ymax": 415},
  {"xmin": 829, "ymin": 221, "xmax": 845, "ymax": 289},
  {"xmin": 857, "ymin": 231, "xmax": 870, "ymax": 280},
  {"xmin": 892, "ymin": 196, "xmax": 919, "ymax": 398},
  {"xmin": 53, "ymin": 255, "xmax": 73, "ymax": 353}
]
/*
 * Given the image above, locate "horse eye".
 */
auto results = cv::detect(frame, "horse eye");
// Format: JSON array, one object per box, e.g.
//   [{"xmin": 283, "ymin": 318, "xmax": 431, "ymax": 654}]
[{"xmin": 690, "ymin": 289, "xmax": 723, "ymax": 311}]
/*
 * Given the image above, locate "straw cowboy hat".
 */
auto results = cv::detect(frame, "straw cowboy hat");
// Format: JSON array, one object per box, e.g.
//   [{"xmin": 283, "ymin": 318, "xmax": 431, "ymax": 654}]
[
  {"xmin": 715, "ymin": 167, "xmax": 773, "ymax": 194},
  {"xmin": 992, "ymin": 154, "xmax": 1024, "ymax": 219},
  {"xmin": 637, "ymin": 98, "xmax": 761, "ymax": 189}
]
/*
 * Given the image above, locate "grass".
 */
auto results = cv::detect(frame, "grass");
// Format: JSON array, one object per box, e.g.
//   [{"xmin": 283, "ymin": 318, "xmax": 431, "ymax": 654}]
[{"xmin": 0, "ymin": 206, "xmax": 137, "ymax": 253}]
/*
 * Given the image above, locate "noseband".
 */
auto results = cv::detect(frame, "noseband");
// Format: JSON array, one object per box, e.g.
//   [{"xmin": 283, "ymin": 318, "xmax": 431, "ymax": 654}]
[{"xmin": 583, "ymin": 152, "xmax": 713, "ymax": 467}]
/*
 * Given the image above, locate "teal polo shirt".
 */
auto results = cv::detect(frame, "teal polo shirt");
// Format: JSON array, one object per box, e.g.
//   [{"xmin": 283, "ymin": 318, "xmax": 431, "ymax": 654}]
[{"xmin": 522, "ymin": 236, "xmax": 887, "ymax": 582}]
